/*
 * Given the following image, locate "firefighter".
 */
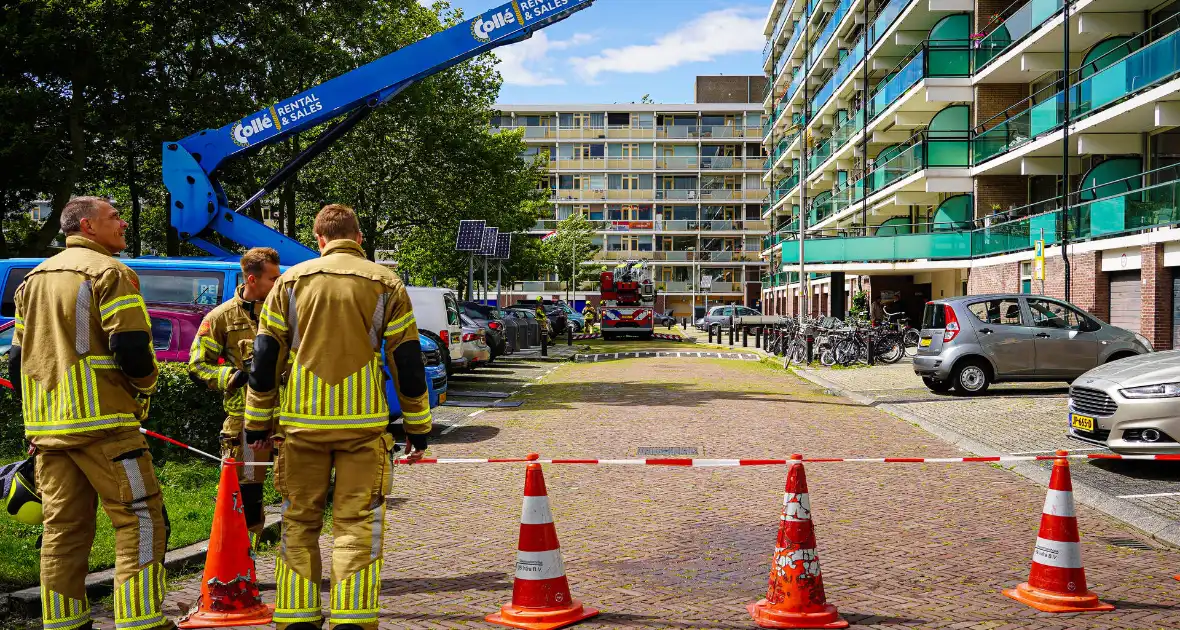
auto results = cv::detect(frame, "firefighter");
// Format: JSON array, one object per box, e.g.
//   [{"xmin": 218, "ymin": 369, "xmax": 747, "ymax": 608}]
[
  {"xmin": 187, "ymin": 247, "xmax": 281, "ymax": 545},
  {"xmin": 581, "ymin": 303, "xmax": 597, "ymax": 333},
  {"xmin": 534, "ymin": 300, "xmax": 550, "ymax": 340},
  {"xmin": 10, "ymin": 196, "xmax": 170, "ymax": 630},
  {"xmin": 245, "ymin": 204, "xmax": 431, "ymax": 630}
]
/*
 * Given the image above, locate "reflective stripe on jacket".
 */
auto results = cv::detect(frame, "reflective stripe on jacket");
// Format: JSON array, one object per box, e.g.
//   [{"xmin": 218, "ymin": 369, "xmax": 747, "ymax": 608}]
[{"xmin": 188, "ymin": 287, "xmax": 258, "ymax": 415}]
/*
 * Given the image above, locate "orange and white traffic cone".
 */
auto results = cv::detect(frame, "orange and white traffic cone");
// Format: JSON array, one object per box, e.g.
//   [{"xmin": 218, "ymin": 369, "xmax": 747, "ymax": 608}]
[
  {"xmin": 1003, "ymin": 450, "xmax": 1114, "ymax": 613},
  {"xmin": 178, "ymin": 458, "xmax": 273, "ymax": 628},
  {"xmin": 486, "ymin": 463, "xmax": 598, "ymax": 630},
  {"xmin": 747, "ymin": 455, "xmax": 847, "ymax": 629}
]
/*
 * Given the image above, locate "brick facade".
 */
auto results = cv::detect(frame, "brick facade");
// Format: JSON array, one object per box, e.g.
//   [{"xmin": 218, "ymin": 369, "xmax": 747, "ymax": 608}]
[
  {"xmin": 1141, "ymin": 244, "xmax": 1173, "ymax": 350},
  {"xmin": 974, "ymin": 84, "xmax": 1028, "ymax": 129},
  {"xmin": 974, "ymin": 175, "xmax": 1029, "ymax": 219},
  {"xmin": 967, "ymin": 251, "xmax": 1109, "ymax": 322},
  {"xmin": 966, "ymin": 261, "xmax": 1021, "ymax": 294}
]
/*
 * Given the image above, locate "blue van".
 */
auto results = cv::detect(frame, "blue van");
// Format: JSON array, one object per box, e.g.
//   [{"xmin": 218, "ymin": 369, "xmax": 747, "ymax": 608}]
[{"xmin": 0, "ymin": 256, "xmax": 445, "ymax": 414}]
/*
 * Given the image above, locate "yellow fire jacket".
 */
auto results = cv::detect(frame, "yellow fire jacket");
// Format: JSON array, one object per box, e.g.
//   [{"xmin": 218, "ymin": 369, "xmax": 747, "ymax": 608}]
[
  {"xmin": 188, "ymin": 286, "xmax": 258, "ymax": 416},
  {"xmin": 245, "ymin": 239, "xmax": 431, "ymax": 436},
  {"xmin": 12, "ymin": 236, "xmax": 157, "ymax": 447}
]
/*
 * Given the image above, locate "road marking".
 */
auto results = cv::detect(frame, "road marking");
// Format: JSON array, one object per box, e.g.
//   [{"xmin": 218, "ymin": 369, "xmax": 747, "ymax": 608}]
[
  {"xmin": 1009, "ymin": 447, "xmax": 1106, "ymax": 455},
  {"xmin": 441, "ymin": 409, "xmax": 486, "ymax": 435},
  {"xmin": 1117, "ymin": 491, "xmax": 1180, "ymax": 499}
]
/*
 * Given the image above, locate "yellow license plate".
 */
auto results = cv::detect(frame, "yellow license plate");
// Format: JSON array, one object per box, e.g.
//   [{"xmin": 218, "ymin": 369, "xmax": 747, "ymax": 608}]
[
  {"xmin": 919, "ymin": 337, "xmax": 932, "ymax": 347},
  {"xmin": 1070, "ymin": 413, "xmax": 1095, "ymax": 432}
]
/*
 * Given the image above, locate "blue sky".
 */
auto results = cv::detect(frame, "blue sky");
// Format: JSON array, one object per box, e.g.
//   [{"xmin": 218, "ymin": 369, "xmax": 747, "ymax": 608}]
[{"xmin": 422, "ymin": 0, "xmax": 769, "ymax": 104}]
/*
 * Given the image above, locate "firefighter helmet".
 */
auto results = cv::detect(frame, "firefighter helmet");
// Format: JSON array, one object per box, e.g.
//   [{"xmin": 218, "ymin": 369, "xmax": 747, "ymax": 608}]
[{"xmin": 1, "ymin": 457, "xmax": 42, "ymax": 526}]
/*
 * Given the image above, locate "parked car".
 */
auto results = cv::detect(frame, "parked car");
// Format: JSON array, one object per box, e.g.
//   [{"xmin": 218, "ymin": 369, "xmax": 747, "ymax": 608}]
[
  {"xmin": 913, "ymin": 294, "xmax": 1152, "ymax": 396},
  {"xmin": 516, "ymin": 300, "xmax": 567, "ymax": 338},
  {"xmin": 458, "ymin": 316, "xmax": 492, "ymax": 368},
  {"xmin": 696, "ymin": 305, "xmax": 761, "ymax": 330},
  {"xmin": 655, "ymin": 310, "xmax": 678, "ymax": 328},
  {"xmin": 406, "ymin": 287, "xmax": 466, "ymax": 375},
  {"xmin": 561, "ymin": 304, "xmax": 586, "ymax": 332},
  {"xmin": 1066, "ymin": 350, "xmax": 1180, "ymax": 454},
  {"xmin": 461, "ymin": 302, "xmax": 510, "ymax": 358}
]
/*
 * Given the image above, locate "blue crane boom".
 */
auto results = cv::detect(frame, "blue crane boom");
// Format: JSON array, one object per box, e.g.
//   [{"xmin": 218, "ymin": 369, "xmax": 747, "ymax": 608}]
[{"xmin": 162, "ymin": 0, "xmax": 594, "ymax": 264}]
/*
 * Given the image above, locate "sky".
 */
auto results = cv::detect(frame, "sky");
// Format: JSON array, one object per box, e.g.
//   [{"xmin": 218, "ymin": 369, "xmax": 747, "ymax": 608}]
[{"xmin": 421, "ymin": 0, "xmax": 769, "ymax": 105}]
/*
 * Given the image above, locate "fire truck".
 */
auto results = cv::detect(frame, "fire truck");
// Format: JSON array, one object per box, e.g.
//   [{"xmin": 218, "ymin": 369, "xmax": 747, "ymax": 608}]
[{"xmin": 599, "ymin": 260, "xmax": 655, "ymax": 340}]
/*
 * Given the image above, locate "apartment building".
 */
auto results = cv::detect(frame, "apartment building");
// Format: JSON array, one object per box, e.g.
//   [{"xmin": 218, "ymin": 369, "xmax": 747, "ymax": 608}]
[
  {"xmin": 761, "ymin": 0, "xmax": 1180, "ymax": 348},
  {"xmin": 493, "ymin": 77, "xmax": 771, "ymax": 317}
]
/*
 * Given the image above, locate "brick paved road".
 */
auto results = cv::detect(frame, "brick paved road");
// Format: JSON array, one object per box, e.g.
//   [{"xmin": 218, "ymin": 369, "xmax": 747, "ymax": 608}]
[
  {"xmin": 797, "ymin": 360, "xmax": 1180, "ymax": 543},
  {"xmin": 91, "ymin": 356, "xmax": 1180, "ymax": 629}
]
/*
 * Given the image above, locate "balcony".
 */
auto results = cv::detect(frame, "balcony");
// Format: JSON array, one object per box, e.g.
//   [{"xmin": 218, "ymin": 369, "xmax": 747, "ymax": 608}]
[
  {"xmin": 868, "ymin": 41, "xmax": 972, "ymax": 119},
  {"xmin": 657, "ymin": 156, "xmax": 701, "ymax": 170},
  {"xmin": 552, "ymin": 189, "xmax": 607, "ymax": 201},
  {"xmin": 974, "ymin": 0, "xmax": 1064, "ymax": 71},
  {"xmin": 605, "ymin": 157, "xmax": 655, "ymax": 169},
  {"xmin": 515, "ymin": 281, "xmax": 566, "ymax": 292},
  {"xmin": 973, "ymin": 21, "xmax": 1180, "ymax": 166},
  {"xmin": 558, "ymin": 125, "xmax": 607, "ymax": 140},
  {"xmin": 556, "ymin": 158, "xmax": 606, "ymax": 170},
  {"xmin": 777, "ymin": 168, "xmax": 1180, "ymax": 266},
  {"xmin": 606, "ymin": 124, "xmax": 656, "ymax": 139}
]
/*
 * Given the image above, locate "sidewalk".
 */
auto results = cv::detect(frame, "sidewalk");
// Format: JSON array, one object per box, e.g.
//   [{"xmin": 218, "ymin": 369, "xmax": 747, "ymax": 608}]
[{"xmin": 794, "ymin": 359, "xmax": 1180, "ymax": 548}]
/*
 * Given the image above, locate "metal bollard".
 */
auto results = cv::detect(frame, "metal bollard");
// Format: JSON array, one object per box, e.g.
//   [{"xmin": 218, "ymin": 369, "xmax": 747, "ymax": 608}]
[
  {"xmin": 742, "ymin": 327, "xmax": 748, "ymax": 347},
  {"xmin": 682, "ymin": 317, "xmax": 687, "ymax": 329},
  {"xmin": 542, "ymin": 333, "xmax": 548, "ymax": 357},
  {"xmin": 708, "ymin": 325, "xmax": 714, "ymax": 343},
  {"xmin": 567, "ymin": 326, "xmax": 573, "ymax": 346},
  {"xmin": 866, "ymin": 329, "xmax": 874, "ymax": 366},
  {"xmin": 755, "ymin": 327, "xmax": 761, "ymax": 349},
  {"xmin": 728, "ymin": 324, "xmax": 735, "ymax": 346},
  {"xmin": 806, "ymin": 335, "xmax": 814, "ymax": 365}
]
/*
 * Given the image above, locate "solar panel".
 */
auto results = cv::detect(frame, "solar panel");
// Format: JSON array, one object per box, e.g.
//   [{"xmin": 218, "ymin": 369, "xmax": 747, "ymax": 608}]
[
  {"xmin": 455, "ymin": 220, "xmax": 487, "ymax": 251},
  {"xmin": 479, "ymin": 227, "xmax": 499, "ymax": 256},
  {"xmin": 493, "ymin": 233, "xmax": 512, "ymax": 259}
]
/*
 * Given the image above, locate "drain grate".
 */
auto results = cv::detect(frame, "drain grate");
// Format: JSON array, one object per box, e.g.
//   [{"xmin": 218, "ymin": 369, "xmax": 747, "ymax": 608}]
[
  {"xmin": 637, "ymin": 447, "xmax": 699, "ymax": 456},
  {"xmin": 1105, "ymin": 537, "xmax": 1154, "ymax": 551}
]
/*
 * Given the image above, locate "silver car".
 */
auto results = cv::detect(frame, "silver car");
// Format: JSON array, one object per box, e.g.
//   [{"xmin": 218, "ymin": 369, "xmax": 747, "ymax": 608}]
[
  {"xmin": 913, "ymin": 294, "xmax": 1151, "ymax": 395},
  {"xmin": 1068, "ymin": 351, "xmax": 1180, "ymax": 454}
]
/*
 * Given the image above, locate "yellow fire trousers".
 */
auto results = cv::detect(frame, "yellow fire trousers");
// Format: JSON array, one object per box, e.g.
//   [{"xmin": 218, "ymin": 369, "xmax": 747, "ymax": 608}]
[
  {"xmin": 272, "ymin": 428, "xmax": 393, "ymax": 630},
  {"xmin": 36, "ymin": 428, "xmax": 172, "ymax": 630},
  {"xmin": 219, "ymin": 415, "xmax": 272, "ymax": 538}
]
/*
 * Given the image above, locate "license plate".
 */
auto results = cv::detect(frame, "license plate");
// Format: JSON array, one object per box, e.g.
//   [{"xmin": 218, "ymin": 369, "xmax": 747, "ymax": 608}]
[
  {"xmin": 1070, "ymin": 413, "xmax": 1095, "ymax": 432},
  {"xmin": 919, "ymin": 337, "xmax": 932, "ymax": 347}
]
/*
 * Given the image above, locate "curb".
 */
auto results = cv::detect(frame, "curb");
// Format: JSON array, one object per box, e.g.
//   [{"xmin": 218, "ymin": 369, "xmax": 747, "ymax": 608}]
[
  {"xmin": 1, "ymin": 512, "xmax": 282, "ymax": 617},
  {"xmin": 790, "ymin": 367, "xmax": 1180, "ymax": 550}
]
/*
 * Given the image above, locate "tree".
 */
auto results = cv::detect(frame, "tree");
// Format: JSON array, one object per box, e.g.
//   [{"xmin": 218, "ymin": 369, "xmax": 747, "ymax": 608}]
[{"xmin": 543, "ymin": 213, "xmax": 600, "ymax": 301}]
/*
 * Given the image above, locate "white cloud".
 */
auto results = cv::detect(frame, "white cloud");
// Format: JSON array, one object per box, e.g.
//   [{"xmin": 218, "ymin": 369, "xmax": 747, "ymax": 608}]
[
  {"xmin": 495, "ymin": 32, "xmax": 595, "ymax": 87},
  {"xmin": 570, "ymin": 8, "xmax": 763, "ymax": 81}
]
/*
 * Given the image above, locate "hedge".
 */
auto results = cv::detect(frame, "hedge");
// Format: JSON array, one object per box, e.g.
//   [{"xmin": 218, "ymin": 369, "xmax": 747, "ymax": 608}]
[{"xmin": 0, "ymin": 362, "xmax": 228, "ymax": 463}]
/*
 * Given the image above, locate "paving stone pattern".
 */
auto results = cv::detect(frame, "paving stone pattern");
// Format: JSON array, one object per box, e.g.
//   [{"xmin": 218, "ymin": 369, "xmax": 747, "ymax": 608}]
[
  {"xmin": 87, "ymin": 357, "xmax": 1180, "ymax": 629},
  {"xmin": 799, "ymin": 362, "xmax": 1180, "ymax": 531}
]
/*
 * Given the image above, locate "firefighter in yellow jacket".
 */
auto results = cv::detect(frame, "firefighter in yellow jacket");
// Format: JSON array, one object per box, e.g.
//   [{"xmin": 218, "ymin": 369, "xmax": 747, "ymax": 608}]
[
  {"xmin": 10, "ymin": 197, "xmax": 170, "ymax": 630},
  {"xmin": 187, "ymin": 247, "xmax": 281, "ymax": 544},
  {"xmin": 244, "ymin": 204, "xmax": 431, "ymax": 630}
]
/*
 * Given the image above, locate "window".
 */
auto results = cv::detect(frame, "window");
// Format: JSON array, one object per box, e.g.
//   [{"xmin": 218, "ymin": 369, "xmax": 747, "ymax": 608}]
[
  {"xmin": 1028, "ymin": 299, "xmax": 1087, "ymax": 330},
  {"xmin": 967, "ymin": 299, "xmax": 1023, "ymax": 326},
  {"xmin": 150, "ymin": 318, "xmax": 173, "ymax": 351},
  {"xmin": 136, "ymin": 270, "xmax": 223, "ymax": 305},
  {"xmin": 444, "ymin": 293, "xmax": 461, "ymax": 326},
  {"xmin": 1, "ymin": 267, "xmax": 33, "ymax": 317},
  {"xmin": 0, "ymin": 323, "xmax": 13, "ymax": 358},
  {"xmin": 1020, "ymin": 262, "xmax": 1032, "ymax": 294}
]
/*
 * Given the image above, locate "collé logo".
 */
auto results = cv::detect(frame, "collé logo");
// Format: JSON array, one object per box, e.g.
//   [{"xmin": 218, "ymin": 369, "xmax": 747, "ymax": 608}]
[
  {"xmin": 231, "ymin": 108, "xmax": 281, "ymax": 147},
  {"xmin": 471, "ymin": 7, "xmax": 517, "ymax": 41}
]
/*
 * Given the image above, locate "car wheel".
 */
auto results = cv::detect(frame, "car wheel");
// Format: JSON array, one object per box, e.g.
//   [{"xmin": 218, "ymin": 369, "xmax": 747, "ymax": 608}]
[
  {"xmin": 951, "ymin": 359, "xmax": 990, "ymax": 395},
  {"xmin": 923, "ymin": 377, "xmax": 953, "ymax": 393}
]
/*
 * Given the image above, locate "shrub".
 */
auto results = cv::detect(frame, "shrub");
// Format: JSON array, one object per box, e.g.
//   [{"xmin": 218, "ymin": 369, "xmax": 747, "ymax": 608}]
[{"xmin": 0, "ymin": 362, "xmax": 227, "ymax": 463}]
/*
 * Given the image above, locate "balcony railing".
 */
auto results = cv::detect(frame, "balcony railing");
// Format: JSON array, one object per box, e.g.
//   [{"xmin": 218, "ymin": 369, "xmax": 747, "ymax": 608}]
[
  {"xmin": 975, "ymin": 0, "xmax": 1064, "ymax": 70},
  {"xmin": 974, "ymin": 19, "xmax": 1180, "ymax": 165},
  {"xmin": 778, "ymin": 170, "xmax": 1180, "ymax": 264},
  {"xmin": 808, "ymin": 0, "xmax": 853, "ymax": 69}
]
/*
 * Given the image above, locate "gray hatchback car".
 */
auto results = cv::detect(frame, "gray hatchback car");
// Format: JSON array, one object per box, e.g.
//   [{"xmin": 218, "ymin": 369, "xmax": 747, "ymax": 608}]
[{"xmin": 913, "ymin": 294, "xmax": 1151, "ymax": 395}]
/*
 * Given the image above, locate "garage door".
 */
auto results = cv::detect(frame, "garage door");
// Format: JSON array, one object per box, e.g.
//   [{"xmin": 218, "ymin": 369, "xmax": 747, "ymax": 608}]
[{"xmin": 1109, "ymin": 271, "xmax": 1141, "ymax": 333}]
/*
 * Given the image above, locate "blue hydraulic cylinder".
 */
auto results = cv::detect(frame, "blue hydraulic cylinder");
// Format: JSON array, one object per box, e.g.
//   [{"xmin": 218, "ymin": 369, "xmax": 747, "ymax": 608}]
[{"xmin": 163, "ymin": 0, "xmax": 595, "ymax": 263}]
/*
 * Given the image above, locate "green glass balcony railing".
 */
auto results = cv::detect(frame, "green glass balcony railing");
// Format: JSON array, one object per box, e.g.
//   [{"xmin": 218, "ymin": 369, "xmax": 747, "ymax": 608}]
[
  {"xmin": 974, "ymin": 21, "xmax": 1180, "ymax": 165},
  {"xmin": 975, "ymin": 0, "xmax": 1064, "ymax": 70},
  {"xmin": 772, "ymin": 173, "xmax": 800, "ymax": 203},
  {"xmin": 779, "ymin": 171, "xmax": 1180, "ymax": 265}
]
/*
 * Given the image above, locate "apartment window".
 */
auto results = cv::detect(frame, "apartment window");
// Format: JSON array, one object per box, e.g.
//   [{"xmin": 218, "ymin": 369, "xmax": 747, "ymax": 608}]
[
  {"xmin": 622, "ymin": 174, "xmax": 639, "ymax": 189},
  {"xmin": 607, "ymin": 235, "xmax": 622, "ymax": 251},
  {"xmin": 607, "ymin": 112, "xmax": 630, "ymax": 127},
  {"xmin": 621, "ymin": 143, "xmax": 639, "ymax": 157},
  {"xmin": 573, "ymin": 112, "xmax": 592, "ymax": 128}
]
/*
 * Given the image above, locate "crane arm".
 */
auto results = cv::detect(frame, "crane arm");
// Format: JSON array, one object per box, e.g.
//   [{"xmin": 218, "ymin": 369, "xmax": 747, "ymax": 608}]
[{"xmin": 163, "ymin": 0, "xmax": 595, "ymax": 263}]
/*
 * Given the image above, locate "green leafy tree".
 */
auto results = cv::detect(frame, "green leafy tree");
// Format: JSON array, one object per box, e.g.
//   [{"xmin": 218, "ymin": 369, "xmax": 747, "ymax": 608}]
[{"xmin": 543, "ymin": 213, "xmax": 600, "ymax": 299}]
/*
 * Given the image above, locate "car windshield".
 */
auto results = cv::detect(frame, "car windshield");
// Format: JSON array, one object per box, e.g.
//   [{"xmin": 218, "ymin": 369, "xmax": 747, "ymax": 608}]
[{"xmin": 0, "ymin": 323, "xmax": 13, "ymax": 357}]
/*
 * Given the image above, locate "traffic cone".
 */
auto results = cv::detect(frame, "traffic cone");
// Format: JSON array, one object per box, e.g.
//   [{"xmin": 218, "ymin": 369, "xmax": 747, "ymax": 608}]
[
  {"xmin": 747, "ymin": 455, "xmax": 847, "ymax": 629},
  {"xmin": 178, "ymin": 459, "xmax": 273, "ymax": 628},
  {"xmin": 1003, "ymin": 450, "xmax": 1114, "ymax": 613},
  {"xmin": 486, "ymin": 463, "xmax": 598, "ymax": 630}
]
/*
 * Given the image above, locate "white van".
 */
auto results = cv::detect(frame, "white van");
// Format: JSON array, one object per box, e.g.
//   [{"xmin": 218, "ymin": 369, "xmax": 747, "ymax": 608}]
[{"xmin": 406, "ymin": 287, "xmax": 466, "ymax": 373}]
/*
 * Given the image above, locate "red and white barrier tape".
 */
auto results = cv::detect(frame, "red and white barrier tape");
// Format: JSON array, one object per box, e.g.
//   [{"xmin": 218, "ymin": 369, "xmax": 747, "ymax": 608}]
[{"xmin": 392, "ymin": 453, "xmax": 1180, "ymax": 466}]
